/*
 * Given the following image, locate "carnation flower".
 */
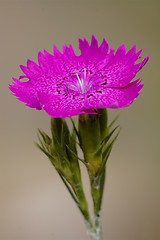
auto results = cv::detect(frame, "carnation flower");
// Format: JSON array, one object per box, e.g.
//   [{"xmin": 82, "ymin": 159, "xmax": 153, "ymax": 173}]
[{"xmin": 9, "ymin": 36, "xmax": 149, "ymax": 118}]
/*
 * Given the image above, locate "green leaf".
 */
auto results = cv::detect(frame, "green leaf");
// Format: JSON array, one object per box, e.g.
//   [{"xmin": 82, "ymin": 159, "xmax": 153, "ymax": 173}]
[
  {"xmin": 66, "ymin": 133, "xmax": 77, "ymax": 160},
  {"xmin": 102, "ymin": 125, "xmax": 119, "ymax": 145},
  {"xmin": 60, "ymin": 120, "xmax": 65, "ymax": 150},
  {"xmin": 98, "ymin": 128, "xmax": 121, "ymax": 175},
  {"xmin": 108, "ymin": 113, "xmax": 120, "ymax": 129},
  {"xmin": 99, "ymin": 167, "xmax": 106, "ymax": 208},
  {"xmin": 65, "ymin": 144, "xmax": 87, "ymax": 166},
  {"xmin": 94, "ymin": 143, "xmax": 103, "ymax": 159},
  {"xmin": 58, "ymin": 171, "xmax": 80, "ymax": 207},
  {"xmin": 96, "ymin": 109, "xmax": 108, "ymax": 138},
  {"xmin": 37, "ymin": 129, "xmax": 52, "ymax": 151},
  {"xmin": 38, "ymin": 128, "xmax": 46, "ymax": 143},
  {"xmin": 35, "ymin": 142, "xmax": 54, "ymax": 161},
  {"xmin": 36, "ymin": 132, "xmax": 46, "ymax": 150},
  {"xmin": 51, "ymin": 118, "xmax": 64, "ymax": 144},
  {"xmin": 70, "ymin": 117, "xmax": 82, "ymax": 149},
  {"xmin": 94, "ymin": 125, "xmax": 119, "ymax": 158}
]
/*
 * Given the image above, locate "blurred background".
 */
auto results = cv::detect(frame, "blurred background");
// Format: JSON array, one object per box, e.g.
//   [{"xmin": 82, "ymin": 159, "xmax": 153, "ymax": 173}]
[{"xmin": 0, "ymin": 0, "xmax": 160, "ymax": 239}]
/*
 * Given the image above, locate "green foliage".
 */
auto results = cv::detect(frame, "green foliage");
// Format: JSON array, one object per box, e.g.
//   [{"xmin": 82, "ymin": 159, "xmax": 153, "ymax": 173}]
[{"xmin": 35, "ymin": 111, "xmax": 120, "ymax": 240}]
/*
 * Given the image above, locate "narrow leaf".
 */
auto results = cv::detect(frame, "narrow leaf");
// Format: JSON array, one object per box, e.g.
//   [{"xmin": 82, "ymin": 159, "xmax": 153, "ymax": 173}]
[
  {"xmin": 35, "ymin": 142, "xmax": 54, "ymax": 160},
  {"xmin": 98, "ymin": 167, "xmax": 106, "ymax": 211},
  {"xmin": 108, "ymin": 113, "xmax": 120, "ymax": 129},
  {"xmin": 70, "ymin": 118, "xmax": 82, "ymax": 149},
  {"xmin": 102, "ymin": 125, "xmax": 119, "ymax": 145},
  {"xmin": 37, "ymin": 132, "xmax": 45, "ymax": 149},
  {"xmin": 38, "ymin": 128, "xmax": 46, "ymax": 142},
  {"xmin": 98, "ymin": 129, "xmax": 121, "ymax": 175},
  {"xmin": 58, "ymin": 171, "xmax": 79, "ymax": 207},
  {"xmin": 65, "ymin": 144, "xmax": 87, "ymax": 166}
]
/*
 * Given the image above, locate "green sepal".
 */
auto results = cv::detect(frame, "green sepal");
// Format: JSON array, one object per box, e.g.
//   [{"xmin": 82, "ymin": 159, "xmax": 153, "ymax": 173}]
[
  {"xmin": 35, "ymin": 142, "xmax": 54, "ymax": 161},
  {"xmin": 37, "ymin": 129, "xmax": 52, "ymax": 151},
  {"xmin": 98, "ymin": 128, "xmax": 121, "ymax": 176},
  {"xmin": 51, "ymin": 118, "xmax": 70, "ymax": 147},
  {"xmin": 78, "ymin": 114, "xmax": 101, "ymax": 153},
  {"xmin": 36, "ymin": 132, "xmax": 46, "ymax": 150},
  {"xmin": 98, "ymin": 167, "xmax": 106, "ymax": 209},
  {"xmin": 78, "ymin": 114, "xmax": 102, "ymax": 175},
  {"xmin": 93, "ymin": 125, "xmax": 119, "ymax": 160},
  {"xmin": 101, "ymin": 125, "xmax": 119, "ymax": 145},
  {"xmin": 65, "ymin": 144, "xmax": 87, "ymax": 166},
  {"xmin": 36, "ymin": 128, "xmax": 73, "ymax": 182},
  {"xmin": 70, "ymin": 117, "xmax": 82, "ymax": 148},
  {"xmin": 96, "ymin": 109, "xmax": 108, "ymax": 139},
  {"xmin": 108, "ymin": 113, "xmax": 120, "ymax": 129},
  {"xmin": 58, "ymin": 171, "xmax": 79, "ymax": 206},
  {"xmin": 36, "ymin": 112, "xmax": 121, "ymax": 240}
]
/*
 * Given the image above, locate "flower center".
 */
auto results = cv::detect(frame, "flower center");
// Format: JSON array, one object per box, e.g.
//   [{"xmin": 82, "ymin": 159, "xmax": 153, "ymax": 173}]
[
  {"xmin": 75, "ymin": 68, "xmax": 86, "ymax": 93},
  {"xmin": 69, "ymin": 68, "xmax": 93, "ymax": 94}
]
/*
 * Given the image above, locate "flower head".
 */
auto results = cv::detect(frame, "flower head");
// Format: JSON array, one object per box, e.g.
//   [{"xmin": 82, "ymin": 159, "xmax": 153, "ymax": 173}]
[{"xmin": 9, "ymin": 36, "xmax": 149, "ymax": 118}]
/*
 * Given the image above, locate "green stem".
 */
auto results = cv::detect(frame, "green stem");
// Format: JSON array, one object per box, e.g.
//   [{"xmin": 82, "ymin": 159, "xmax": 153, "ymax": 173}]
[
  {"xmin": 78, "ymin": 113, "xmax": 105, "ymax": 240},
  {"xmin": 74, "ymin": 182, "xmax": 92, "ymax": 226},
  {"xmin": 70, "ymin": 162, "xmax": 93, "ymax": 233},
  {"xmin": 89, "ymin": 170, "xmax": 105, "ymax": 240}
]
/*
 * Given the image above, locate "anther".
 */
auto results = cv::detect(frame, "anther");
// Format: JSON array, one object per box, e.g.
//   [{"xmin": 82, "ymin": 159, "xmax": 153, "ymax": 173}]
[{"xmin": 66, "ymin": 82, "xmax": 69, "ymax": 91}]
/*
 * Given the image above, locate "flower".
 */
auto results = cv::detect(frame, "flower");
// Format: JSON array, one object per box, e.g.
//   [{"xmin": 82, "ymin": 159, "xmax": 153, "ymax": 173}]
[{"xmin": 9, "ymin": 36, "xmax": 149, "ymax": 118}]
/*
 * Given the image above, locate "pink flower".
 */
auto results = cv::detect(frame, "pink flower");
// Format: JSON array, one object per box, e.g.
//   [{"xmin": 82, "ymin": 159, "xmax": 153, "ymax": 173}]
[{"xmin": 9, "ymin": 36, "xmax": 149, "ymax": 118}]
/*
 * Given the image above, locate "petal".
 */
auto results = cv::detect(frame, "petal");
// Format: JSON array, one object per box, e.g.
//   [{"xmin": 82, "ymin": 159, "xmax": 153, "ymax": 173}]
[
  {"xmin": 79, "ymin": 36, "xmax": 109, "ymax": 58},
  {"xmin": 37, "ymin": 92, "xmax": 92, "ymax": 118},
  {"xmin": 99, "ymin": 38, "xmax": 109, "ymax": 55},
  {"xmin": 91, "ymin": 35, "xmax": 99, "ymax": 50},
  {"xmin": 115, "ymin": 43, "xmax": 126, "ymax": 58},
  {"xmin": 20, "ymin": 61, "xmax": 41, "ymax": 78},
  {"xmin": 27, "ymin": 59, "xmax": 40, "ymax": 72},
  {"xmin": 99, "ymin": 44, "xmax": 149, "ymax": 88},
  {"xmin": 137, "ymin": 55, "xmax": 149, "ymax": 71},
  {"xmin": 126, "ymin": 45, "xmax": 139, "ymax": 62},
  {"xmin": 53, "ymin": 45, "xmax": 62, "ymax": 57},
  {"xmin": 79, "ymin": 38, "xmax": 90, "ymax": 55},
  {"xmin": 9, "ymin": 37, "xmax": 148, "ymax": 117},
  {"xmin": 85, "ymin": 79, "xmax": 143, "ymax": 109},
  {"xmin": 20, "ymin": 65, "xmax": 30, "ymax": 76},
  {"xmin": 62, "ymin": 44, "xmax": 76, "ymax": 56},
  {"xmin": 79, "ymin": 36, "xmax": 111, "ymax": 71},
  {"xmin": 9, "ymin": 78, "xmax": 41, "ymax": 109}
]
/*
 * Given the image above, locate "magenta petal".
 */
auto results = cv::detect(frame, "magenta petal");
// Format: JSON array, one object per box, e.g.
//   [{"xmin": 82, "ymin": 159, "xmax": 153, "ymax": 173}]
[
  {"xmin": 9, "ymin": 78, "xmax": 41, "ymax": 109},
  {"xmin": 20, "ymin": 65, "xmax": 30, "ymax": 76},
  {"xmin": 91, "ymin": 35, "xmax": 99, "ymax": 50},
  {"xmin": 27, "ymin": 59, "xmax": 40, "ymax": 72},
  {"xmin": 99, "ymin": 38, "xmax": 109, "ymax": 54},
  {"xmin": 98, "ymin": 46, "xmax": 149, "ymax": 88},
  {"xmin": 9, "ymin": 36, "xmax": 148, "ymax": 117},
  {"xmin": 85, "ymin": 79, "xmax": 143, "ymax": 109},
  {"xmin": 53, "ymin": 45, "xmax": 62, "ymax": 57},
  {"xmin": 37, "ymin": 92, "xmax": 91, "ymax": 118},
  {"xmin": 115, "ymin": 43, "xmax": 126, "ymax": 58},
  {"xmin": 137, "ymin": 55, "xmax": 149, "ymax": 71},
  {"xmin": 79, "ymin": 38, "xmax": 90, "ymax": 55},
  {"xmin": 62, "ymin": 44, "xmax": 76, "ymax": 56}
]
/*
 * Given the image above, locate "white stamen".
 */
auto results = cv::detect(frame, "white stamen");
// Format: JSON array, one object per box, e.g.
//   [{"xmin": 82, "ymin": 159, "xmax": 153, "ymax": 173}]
[
  {"xmin": 72, "ymin": 68, "xmax": 89, "ymax": 93},
  {"xmin": 76, "ymin": 73, "xmax": 83, "ymax": 89},
  {"xmin": 84, "ymin": 68, "xmax": 86, "ymax": 81}
]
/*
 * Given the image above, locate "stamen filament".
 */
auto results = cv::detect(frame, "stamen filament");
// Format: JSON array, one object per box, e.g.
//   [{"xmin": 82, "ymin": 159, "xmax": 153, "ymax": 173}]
[
  {"xmin": 76, "ymin": 73, "xmax": 83, "ymax": 89},
  {"xmin": 84, "ymin": 68, "xmax": 86, "ymax": 81}
]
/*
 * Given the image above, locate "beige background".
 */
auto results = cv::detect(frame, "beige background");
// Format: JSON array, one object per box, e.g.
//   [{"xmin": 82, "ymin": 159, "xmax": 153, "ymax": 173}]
[{"xmin": 0, "ymin": 0, "xmax": 160, "ymax": 240}]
